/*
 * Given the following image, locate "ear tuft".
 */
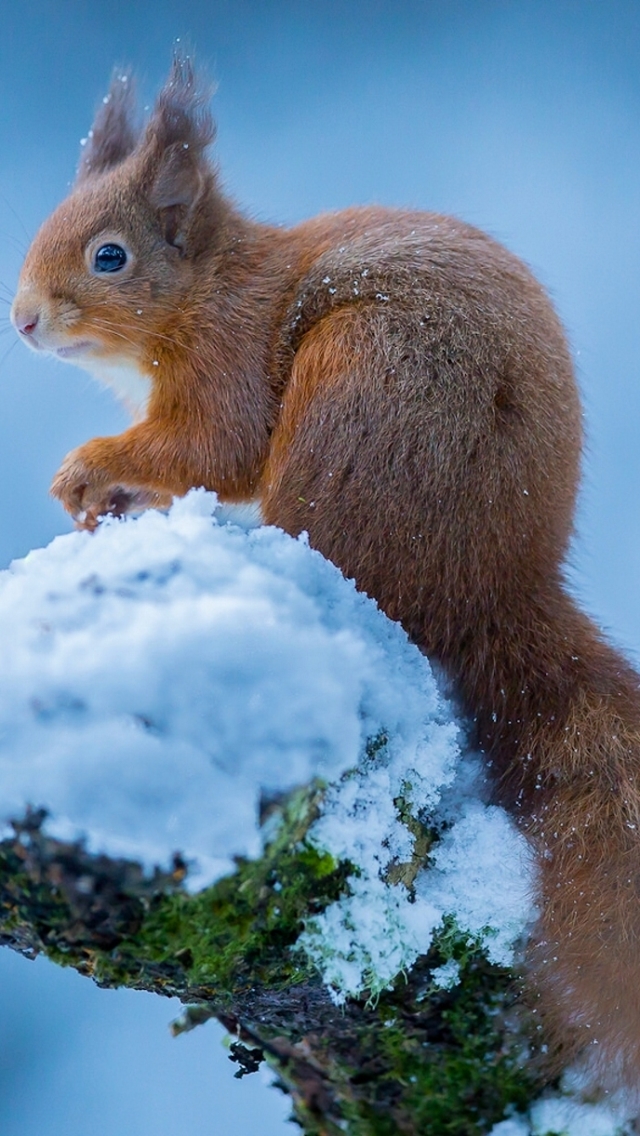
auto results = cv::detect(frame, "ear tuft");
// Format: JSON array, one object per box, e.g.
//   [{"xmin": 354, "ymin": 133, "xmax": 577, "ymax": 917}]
[
  {"xmin": 145, "ymin": 49, "xmax": 217, "ymax": 251},
  {"xmin": 77, "ymin": 70, "xmax": 140, "ymax": 183},
  {"xmin": 147, "ymin": 49, "xmax": 216, "ymax": 157}
]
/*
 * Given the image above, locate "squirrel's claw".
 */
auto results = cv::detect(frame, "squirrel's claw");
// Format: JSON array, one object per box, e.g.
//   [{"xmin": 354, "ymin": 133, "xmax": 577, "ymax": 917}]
[{"xmin": 50, "ymin": 446, "xmax": 166, "ymax": 529}]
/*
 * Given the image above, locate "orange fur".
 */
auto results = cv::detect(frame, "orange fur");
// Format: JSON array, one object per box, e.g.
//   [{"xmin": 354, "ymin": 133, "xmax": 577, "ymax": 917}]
[{"xmin": 12, "ymin": 54, "xmax": 640, "ymax": 1088}]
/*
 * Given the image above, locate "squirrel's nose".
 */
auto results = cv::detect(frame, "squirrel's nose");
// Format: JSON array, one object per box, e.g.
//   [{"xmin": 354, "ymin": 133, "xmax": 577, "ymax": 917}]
[{"xmin": 14, "ymin": 311, "xmax": 39, "ymax": 336}]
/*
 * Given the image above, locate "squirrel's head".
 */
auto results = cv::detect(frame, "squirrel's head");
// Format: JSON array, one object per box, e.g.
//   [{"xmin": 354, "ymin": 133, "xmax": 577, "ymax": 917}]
[{"xmin": 11, "ymin": 52, "xmax": 226, "ymax": 380}]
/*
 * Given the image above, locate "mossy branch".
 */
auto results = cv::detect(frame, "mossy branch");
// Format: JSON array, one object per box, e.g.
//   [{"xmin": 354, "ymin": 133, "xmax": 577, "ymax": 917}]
[{"xmin": 0, "ymin": 787, "xmax": 551, "ymax": 1136}]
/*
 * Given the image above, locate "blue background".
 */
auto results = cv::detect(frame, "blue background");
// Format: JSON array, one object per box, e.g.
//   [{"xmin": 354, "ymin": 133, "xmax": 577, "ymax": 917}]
[{"xmin": 1, "ymin": 2, "xmax": 640, "ymax": 1132}]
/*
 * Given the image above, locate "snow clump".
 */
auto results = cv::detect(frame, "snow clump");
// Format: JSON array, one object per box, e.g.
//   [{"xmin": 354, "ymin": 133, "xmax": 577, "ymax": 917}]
[
  {"xmin": 0, "ymin": 491, "xmax": 535, "ymax": 994},
  {"xmin": 491, "ymin": 1067, "xmax": 637, "ymax": 1136}
]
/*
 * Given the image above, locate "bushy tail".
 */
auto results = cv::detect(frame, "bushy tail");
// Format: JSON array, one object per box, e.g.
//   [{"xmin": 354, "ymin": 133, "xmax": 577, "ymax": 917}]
[{"xmin": 514, "ymin": 616, "xmax": 640, "ymax": 1086}]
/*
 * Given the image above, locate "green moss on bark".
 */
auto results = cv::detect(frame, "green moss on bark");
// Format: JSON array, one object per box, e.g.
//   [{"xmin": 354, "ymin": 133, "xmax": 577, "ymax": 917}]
[
  {"xmin": 88, "ymin": 788, "xmax": 351, "ymax": 998},
  {"xmin": 270, "ymin": 923, "xmax": 540, "ymax": 1136},
  {"xmin": 0, "ymin": 791, "xmax": 546, "ymax": 1135}
]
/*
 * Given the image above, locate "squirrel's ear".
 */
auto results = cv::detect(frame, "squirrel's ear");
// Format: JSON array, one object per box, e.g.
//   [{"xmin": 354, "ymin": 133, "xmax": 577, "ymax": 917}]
[
  {"xmin": 145, "ymin": 51, "xmax": 217, "ymax": 252},
  {"xmin": 77, "ymin": 71, "xmax": 139, "ymax": 183},
  {"xmin": 148, "ymin": 145, "xmax": 206, "ymax": 250}
]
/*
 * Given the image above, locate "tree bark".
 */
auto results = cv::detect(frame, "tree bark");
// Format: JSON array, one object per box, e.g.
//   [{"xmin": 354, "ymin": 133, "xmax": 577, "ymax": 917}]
[{"xmin": 0, "ymin": 800, "xmax": 545, "ymax": 1136}]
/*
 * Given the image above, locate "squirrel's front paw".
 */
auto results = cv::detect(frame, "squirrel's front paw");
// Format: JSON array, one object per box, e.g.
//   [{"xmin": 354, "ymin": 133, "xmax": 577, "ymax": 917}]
[{"xmin": 50, "ymin": 448, "xmax": 164, "ymax": 531}]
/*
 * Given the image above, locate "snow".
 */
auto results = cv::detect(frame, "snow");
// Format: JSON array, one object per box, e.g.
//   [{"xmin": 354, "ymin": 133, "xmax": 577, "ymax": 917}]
[
  {"xmin": 430, "ymin": 959, "xmax": 461, "ymax": 989},
  {"xmin": 0, "ymin": 490, "xmax": 534, "ymax": 994},
  {"xmin": 490, "ymin": 1065, "xmax": 638, "ymax": 1135},
  {"xmin": 490, "ymin": 1121, "xmax": 530, "ymax": 1136},
  {"xmin": 416, "ymin": 800, "xmax": 535, "ymax": 968},
  {"xmin": 300, "ymin": 756, "xmax": 536, "ymax": 997},
  {"xmin": 490, "ymin": 1095, "xmax": 636, "ymax": 1135},
  {"xmin": 529, "ymin": 1095, "xmax": 634, "ymax": 1135}
]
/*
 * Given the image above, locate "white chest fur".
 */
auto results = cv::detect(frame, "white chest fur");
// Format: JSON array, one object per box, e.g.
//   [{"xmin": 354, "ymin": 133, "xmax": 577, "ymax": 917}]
[{"xmin": 87, "ymin": 358, "xmax": 152, "ymax": 422}]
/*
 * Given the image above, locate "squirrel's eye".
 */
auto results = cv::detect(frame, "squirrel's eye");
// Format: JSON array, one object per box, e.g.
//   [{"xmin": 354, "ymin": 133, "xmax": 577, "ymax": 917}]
[{"xmin": 93, "ymin": 244, "xmax": 127, "ymax": 273}]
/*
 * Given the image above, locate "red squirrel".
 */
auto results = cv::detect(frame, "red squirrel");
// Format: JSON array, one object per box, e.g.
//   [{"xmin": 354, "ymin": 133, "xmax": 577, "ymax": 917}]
[{"xmin": 11, "ymin": 55, "xmax": 640, "ymax": 1087}]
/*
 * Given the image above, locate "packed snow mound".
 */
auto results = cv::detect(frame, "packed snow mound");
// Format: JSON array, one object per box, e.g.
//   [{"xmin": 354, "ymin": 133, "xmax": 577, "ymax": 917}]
[{"xmin": 0, "ymin": 491, "xmax": 534, "ymax": 991}]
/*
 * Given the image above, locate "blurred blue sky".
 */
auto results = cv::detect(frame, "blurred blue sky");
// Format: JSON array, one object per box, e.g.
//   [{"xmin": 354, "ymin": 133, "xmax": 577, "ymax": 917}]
[{"xmin": 2, "ymin": 1, "xmax": 640, "ymax": 1132}]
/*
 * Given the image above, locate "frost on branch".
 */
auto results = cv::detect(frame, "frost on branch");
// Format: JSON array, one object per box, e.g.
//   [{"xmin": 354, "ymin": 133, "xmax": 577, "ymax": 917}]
[{"xmin": 0, "ymin": 492, "xmax": 630, "ymax": 1134}]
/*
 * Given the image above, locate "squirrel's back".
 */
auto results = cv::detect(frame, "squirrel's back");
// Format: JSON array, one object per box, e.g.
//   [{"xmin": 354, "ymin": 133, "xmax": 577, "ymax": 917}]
[{"xmin": 269, "ymin": 205, "xmax": 581, "ymax": 657}]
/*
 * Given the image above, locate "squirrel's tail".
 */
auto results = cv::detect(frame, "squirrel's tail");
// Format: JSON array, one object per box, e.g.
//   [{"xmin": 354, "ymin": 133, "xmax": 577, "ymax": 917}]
[
  {"xmin": 531, "ymin": 655, "xmax": 640, "ymax": 1085},
  {"xmin": 451, "ymin": 589, "xmax": 640, "ymax": 1085}
]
